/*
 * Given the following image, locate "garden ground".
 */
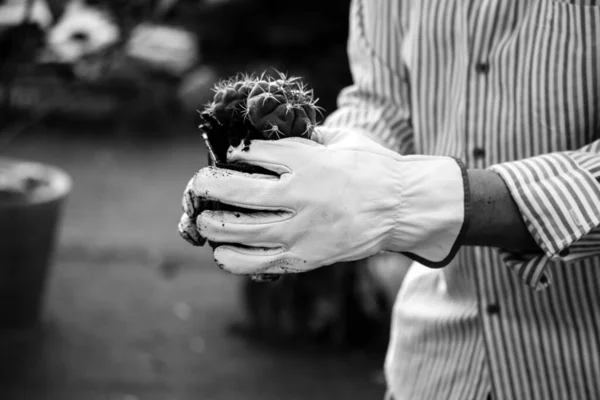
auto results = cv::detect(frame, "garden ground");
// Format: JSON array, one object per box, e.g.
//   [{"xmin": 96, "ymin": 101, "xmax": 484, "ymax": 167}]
[{"xmin": 0, "ymin": 132, "xmax": 386, "ymax": 400}]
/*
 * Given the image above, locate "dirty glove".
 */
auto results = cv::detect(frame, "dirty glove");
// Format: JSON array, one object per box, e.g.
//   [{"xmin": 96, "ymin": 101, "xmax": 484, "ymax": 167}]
[{"xmin": 180, "ymin": 127, "xmax": 470, "ymax": 276}]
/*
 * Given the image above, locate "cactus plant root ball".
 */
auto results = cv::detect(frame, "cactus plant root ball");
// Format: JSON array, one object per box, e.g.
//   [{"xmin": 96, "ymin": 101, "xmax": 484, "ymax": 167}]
[{"xmin": 197, "ymin": 71, "xmax": 324, "ymax": 161}]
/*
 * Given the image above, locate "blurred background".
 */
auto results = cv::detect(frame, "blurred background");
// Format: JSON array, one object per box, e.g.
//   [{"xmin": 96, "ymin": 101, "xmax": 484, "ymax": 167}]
[{"xmin": 0, "ymin": 0, "xmax": 411, "ymax": 398}]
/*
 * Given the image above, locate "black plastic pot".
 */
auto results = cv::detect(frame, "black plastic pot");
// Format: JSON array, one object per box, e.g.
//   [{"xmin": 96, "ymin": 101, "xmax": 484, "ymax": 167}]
[{"xmin": 0, "ymin": 159, "xmax": 71, "ymax": 331}]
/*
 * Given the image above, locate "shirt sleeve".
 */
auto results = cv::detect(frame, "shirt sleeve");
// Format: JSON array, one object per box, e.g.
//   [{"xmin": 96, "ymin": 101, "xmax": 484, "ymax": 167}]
[
  {"xmin": 489, "ymin": 139, "xmax": 600, "ymax": 291},
  {"xmin": 323, "ymin": 0, "xmax": 414, "ymax": 155}
]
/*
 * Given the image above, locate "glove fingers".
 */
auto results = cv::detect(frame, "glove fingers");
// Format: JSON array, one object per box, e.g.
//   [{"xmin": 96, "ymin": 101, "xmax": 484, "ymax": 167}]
[
  {"xmin": 197, "ymin": 210, "xmax": 292, "ymax": 247},
  {"xmin": 192, "ymin": 166, "xmax": 285, "ymax": 210},
  {"xmin": 226, "ymin": 138, "xmax": 321, "ymax": 173},
  {"xmin": 182, "ymin": 175, "xmax": 207, "ymax": 217},
  {"xmin": 213, "ymin": 245, "xmax": 306, "ymax": 275},
  {"xmin": 178, "ymin": 213, "xmax": 206, "ymax": 246}
]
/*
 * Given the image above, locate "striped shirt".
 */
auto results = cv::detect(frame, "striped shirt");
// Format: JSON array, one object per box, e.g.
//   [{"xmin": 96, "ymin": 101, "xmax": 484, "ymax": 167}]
[{"xmin": 324, "ymin": 1, "xmax": 600, "ymax": 399}]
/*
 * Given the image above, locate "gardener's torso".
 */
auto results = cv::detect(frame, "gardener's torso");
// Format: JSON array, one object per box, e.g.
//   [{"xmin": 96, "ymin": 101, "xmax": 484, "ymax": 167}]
[{"xmin": 350, "ymin": 1, "xmax": 600, "ymax": 399}]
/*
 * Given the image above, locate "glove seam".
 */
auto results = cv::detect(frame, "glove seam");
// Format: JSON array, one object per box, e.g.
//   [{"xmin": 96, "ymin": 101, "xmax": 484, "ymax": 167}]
[{"xmin": 391, "ymin": 165, "xmax": 407, "ymax": 252}]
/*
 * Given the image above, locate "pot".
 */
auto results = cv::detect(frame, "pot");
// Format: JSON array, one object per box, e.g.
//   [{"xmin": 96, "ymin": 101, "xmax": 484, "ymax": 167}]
[{"xmin": 0, "ymin": 158, "xmax": 71, "ymax": 331}]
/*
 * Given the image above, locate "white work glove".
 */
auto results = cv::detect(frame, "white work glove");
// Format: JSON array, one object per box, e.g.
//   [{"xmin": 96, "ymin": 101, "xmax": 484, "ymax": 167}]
[{"xmin": 179, "ymin": 127, "xmax": 469, "ymax": 276}]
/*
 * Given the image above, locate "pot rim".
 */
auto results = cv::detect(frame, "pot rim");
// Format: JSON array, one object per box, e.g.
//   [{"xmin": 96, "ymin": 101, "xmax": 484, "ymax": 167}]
[{"xmin": 0, "ymin": 157, "xmax": 72, "ymax": 207}]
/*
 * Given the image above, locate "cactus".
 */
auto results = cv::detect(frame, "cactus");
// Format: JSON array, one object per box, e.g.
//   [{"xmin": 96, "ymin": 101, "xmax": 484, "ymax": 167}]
[
  {"xmin": 198, "ymin": 71, "xmax": 323, "ymax": 161},
  {"xmin": 192, "ymin": 71, "xmax": 324, "ymax": 283}
]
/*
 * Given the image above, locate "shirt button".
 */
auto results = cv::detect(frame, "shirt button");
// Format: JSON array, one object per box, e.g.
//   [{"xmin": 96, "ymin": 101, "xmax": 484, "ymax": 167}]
[
  {"xmin": 475, "ymin": 62, "xmax": 490, "ymax": 74},
  {"xmin": 473, "ymin": 147, "xmax": 486, "ymax": 159},
  {"xmin": 486, "ymin": 304, "xmax": 500, "ymax": 315},
  {"xmin": 539, "ymin": 275, "xmax": 548, "ymax": 285}
]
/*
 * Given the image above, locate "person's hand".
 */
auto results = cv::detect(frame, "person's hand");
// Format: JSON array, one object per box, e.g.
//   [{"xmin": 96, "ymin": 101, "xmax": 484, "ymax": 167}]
[
  {"xmin": 178, "ymin": 128, "xmax": 396, "ymax": 247},
  {"xmin": 179, "ymin": 127, "xmax": 468, "ymax": 276}
]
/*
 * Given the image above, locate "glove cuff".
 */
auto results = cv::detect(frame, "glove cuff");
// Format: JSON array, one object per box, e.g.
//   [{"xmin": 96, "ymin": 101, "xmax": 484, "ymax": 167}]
[{"xmin": 386, "ymin": 156, "xmax": 471, "ymax": 267}]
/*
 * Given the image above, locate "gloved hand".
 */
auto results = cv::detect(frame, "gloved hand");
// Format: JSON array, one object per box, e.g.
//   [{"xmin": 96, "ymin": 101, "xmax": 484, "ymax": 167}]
[{"xmin": 179, "ymin": 127, "xmax": 469, "ymax": 276}]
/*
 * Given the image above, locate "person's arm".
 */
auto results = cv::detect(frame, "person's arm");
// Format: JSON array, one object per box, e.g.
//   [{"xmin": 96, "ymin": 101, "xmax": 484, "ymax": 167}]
[
  {"xmin": 464, "ymin": 169, "xmax": 539, "ymax": 251},
  {"xmin": 324, "ymin": 0, "xmax": 414, "ymax": 155},
  {"xmin": 463, "ymin": 140, "xmax": 600, "ymax": 290},
  {"xmin": 329, "ymin": 0, "xmax": 600, "ymax": 291}
]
